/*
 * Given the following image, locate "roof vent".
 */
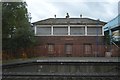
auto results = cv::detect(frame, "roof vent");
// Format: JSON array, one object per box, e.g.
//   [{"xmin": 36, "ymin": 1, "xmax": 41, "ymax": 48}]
[
  {"xmin": 54, "ymin": 15, "xmax": 56, "ymax": 19},
  {"xmin": 80, "ymin": 14, "xmax": 82, "ymax": 18},
  {"xmin": 66, "ymin": 13, "xmax": 69, "ymax": 19},
  {"xmin": 97, "ymin": 19, "xmax": 100, "ymax": 21}
]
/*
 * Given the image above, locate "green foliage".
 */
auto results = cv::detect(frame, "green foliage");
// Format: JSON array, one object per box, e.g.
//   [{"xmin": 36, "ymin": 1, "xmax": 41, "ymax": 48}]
[
  {"xmin": 2, "ymin": 2, "xmax": 29, "ymax": 37},
  {"xmin": 2, "ymin": 1, "xmax": 35, "ymax": 51},
  {"xmin": 12, "ymin": 27, "xmax": 35, "ymax": 49},
  {"xmin": 104, "ymin": 31, "xmax": 110, "ymax": 45}
]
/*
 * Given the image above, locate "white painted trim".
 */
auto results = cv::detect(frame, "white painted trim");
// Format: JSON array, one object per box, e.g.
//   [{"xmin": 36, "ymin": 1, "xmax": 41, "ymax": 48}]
[
  {"xmin": 36, "ymin": 25, "xmax": 51, "ymax": 27},
  {"xmin": 102, "ymin": 27, "xmax": 104, "ymax": 36},
  {"xmin": 34, "ymin": 26, "xmax": 37, "ymax": 35},
  {"xmin": 36, "ymin": 24, "xmax": 103, "ymax": 27},
  {"xmin": 35, "ymin": 35, "xmax": 104, "ymax": 37},
  {"xmin": 86, "ymin": 25, "xmax": 103, "ymax": 27},
  {"xmin": 68, "ymin": 25, "xmax": 70, "ymax": 35},
  {"xmin": 35, "ymin": 24, "xmax": 104, "ymax": 36},
  {"xmin": 70, "ymin": 25, "xmax": 103, "ymax": 27},
  {"xmin": 85, "ymin": 25, "xmax": 87, "ymax": 35},
  {"xmin": 70, "ymin": 25, "xmax": 85, "ymax": 27},
  {"xmin": 53, "ymin": 25, "xmax": 68, "ymax": 27},
  {"xmin": 51, "ymin": 25, "xmax": 53, "ymax": 35}
]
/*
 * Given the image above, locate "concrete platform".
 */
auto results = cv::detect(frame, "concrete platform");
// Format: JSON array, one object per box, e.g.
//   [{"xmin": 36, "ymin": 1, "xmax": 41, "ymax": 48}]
[{"xmin": 2, "ymin": 57, "xmax": 120, "ymax": 66}]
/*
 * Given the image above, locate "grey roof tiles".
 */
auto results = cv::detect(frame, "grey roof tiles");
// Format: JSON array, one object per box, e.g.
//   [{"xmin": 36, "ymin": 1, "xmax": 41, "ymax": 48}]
[{"xmin": 33, "ymin": 18, "xmax": 106, "ymax": 25}]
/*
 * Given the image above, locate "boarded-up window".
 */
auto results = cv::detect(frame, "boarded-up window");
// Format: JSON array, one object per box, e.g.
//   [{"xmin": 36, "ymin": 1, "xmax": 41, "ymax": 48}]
[
  {"xmin": 53, "ymin": 27, "xmax": 68, "ymax": 35},
  {"xmin": 84, "ymin": 44, "xmax": 91, "ymax": 54},
  {"xmin": 65, "ymin": 44, "xmax": 72, "ymax": 56},
  {"xmin": 36, "ymin": 27, "xmax": 51, "ymax": 35},
  {"xmin": 70, "ymin": 27, "xmax": 85, "ymax": 35},
  {"xmin": 48, "ymin": 44, "xmax": 54, "ymax": 54},
  {"xmin": 87, "ymin": 27, "xmax": 102, "ymax": 35}
]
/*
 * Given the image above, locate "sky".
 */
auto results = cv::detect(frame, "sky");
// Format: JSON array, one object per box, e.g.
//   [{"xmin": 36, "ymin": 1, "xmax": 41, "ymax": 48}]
[{"xmin": 25, "ymin": 0, "xmax": 120, "ymax": 23}]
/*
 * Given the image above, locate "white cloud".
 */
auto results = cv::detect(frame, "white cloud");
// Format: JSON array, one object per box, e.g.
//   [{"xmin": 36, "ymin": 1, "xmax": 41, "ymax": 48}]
[
  {"xmin": 26, "ymin": 0, "xmax": 63, "ymax": 22},
  {"xmin": 26, "ymin": 0, "xmax": 119, "ymax": 22}
]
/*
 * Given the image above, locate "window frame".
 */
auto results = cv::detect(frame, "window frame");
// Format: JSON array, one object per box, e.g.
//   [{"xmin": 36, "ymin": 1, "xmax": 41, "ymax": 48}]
[
  {"xmin": 87, "ymin": 27, "xmax": 102, "ymax": 36},
  {"xmin": 35, "ymin": 25, "xmax": 103, "ymax": 36},
  {"xmin": 70, "ymin": 26, "xmax": 85, "ymax": 35},
  {"xmin": 48, "ymin": 43, "xmax": 55, "ymax": 55},
  {"xmin": 36, "ymin": 26, "xmax": 51, "ymax": 35},
  {"xmin": 84, "ymin": 43, "xmax": 92, "ymax": 55},
  {"xmin": 53, "ymin": 26, "xmax": 68, "ymax": 35},
  {"xmin": 65, "ymin": 44, "xmax": 73, "ymax": 56}
]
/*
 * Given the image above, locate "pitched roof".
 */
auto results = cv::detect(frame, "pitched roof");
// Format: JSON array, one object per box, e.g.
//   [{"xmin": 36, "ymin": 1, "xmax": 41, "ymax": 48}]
[{"xmin": 32, "ymin": 18, "xmax": 106, "ymax": 25}]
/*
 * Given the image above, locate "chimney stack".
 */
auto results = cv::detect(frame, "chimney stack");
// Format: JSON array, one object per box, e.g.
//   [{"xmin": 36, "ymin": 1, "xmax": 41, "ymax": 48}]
[
  {"xmin": 54, "ymin": 15, "xmax": 56, "ymax": 19},
  {"xmin": 97, "ymin": 19, "xmax": 100, "ymax": 21},
  {"xmin": 66, "ymin": 13, "xmax": 69, "ymax": 19},
  {"xmin": 80, "ymin": 14, "xmax": 82, "ymax": 18}
]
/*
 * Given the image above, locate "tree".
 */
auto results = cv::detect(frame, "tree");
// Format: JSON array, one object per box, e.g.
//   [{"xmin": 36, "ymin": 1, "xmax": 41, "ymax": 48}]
[{"xmin": 2, "ymin": 1, "xmax": 35, "ymax": 56}]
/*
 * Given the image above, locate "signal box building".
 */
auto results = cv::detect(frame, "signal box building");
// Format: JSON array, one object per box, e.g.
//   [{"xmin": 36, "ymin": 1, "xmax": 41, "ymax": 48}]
[{"xmin": 32, "ymin": 15, "xmax": 107, "ymax": 57}]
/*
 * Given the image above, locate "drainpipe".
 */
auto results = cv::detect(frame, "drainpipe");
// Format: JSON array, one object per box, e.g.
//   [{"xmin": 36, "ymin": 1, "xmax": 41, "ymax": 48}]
[
  {"xmin": 95, "ymin": 20, "xmax": 99, "ymax": 57},
  {"xmin": 109, "ymin": 27, "xmax": 112, "ymax": 52}
]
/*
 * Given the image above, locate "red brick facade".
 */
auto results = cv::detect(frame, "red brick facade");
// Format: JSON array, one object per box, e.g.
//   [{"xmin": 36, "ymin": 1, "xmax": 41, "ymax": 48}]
[{"xmin": 31, "ymin": 36, "xmax": 119, "ymax": 57}]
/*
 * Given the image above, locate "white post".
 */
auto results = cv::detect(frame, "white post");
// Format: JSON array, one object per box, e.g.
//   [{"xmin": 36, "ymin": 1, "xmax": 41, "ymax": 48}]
[
  {"xmin": 102, "ymin": 27, "xmax": 104, "ymax": 36},
  {"xmin": 68, "ymin": 25, "xmax": 70, "ymax": 35},
  {"xmin": 85, "ymin": 25, "xmax": 87, "ymax": 35},
  {"xmin": 51, "ymin": 25, "xmax": 53, "ymax": 35},
  {"xmin": 34, "ymin": 25, "xmax": 37, "ymax": 35}
]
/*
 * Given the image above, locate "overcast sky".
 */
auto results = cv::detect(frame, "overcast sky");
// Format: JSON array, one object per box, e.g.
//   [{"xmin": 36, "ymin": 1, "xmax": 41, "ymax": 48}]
[{"xmin": 25, "ymin": 0, "xmax": 119, "ymax": 23}]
